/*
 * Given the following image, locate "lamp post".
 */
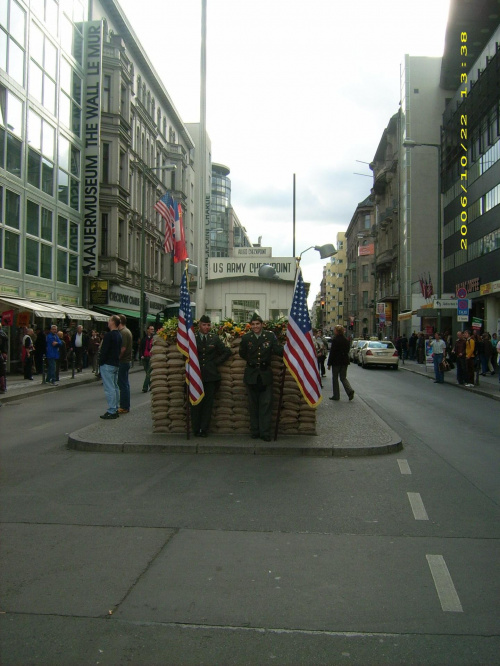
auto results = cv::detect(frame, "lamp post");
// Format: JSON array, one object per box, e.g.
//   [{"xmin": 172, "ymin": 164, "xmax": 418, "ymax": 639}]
[
  {"xmin": 403, "ymin": 138, "xmax": 442, "ymax": 331},
  {"xmin": 134, "ymin": 162, "xmax": 176, "ymax": 335},
  {"xmin": 258, "ymin": 244, "xmax": 337, "ymax": 281}
]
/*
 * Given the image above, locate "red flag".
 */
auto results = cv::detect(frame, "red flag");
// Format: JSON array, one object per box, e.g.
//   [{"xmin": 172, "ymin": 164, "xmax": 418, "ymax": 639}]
[
  {"xmin": 427, "ymin": 273, "xmax": 434, "ymax": 298},
  {"xmin": 154, "ymin": 193, "xmax": 175, "ymax": 253},
  {"xmin": 283, "ymin": 268, "xmax": 322, "ymax": 408},
  {"xmin": 173, "ymin": 203, "xmax": 187, "ymax": 263},
  {"xmin": 177, "ymin": 270, "xmax": 204, "ymax": 405}
]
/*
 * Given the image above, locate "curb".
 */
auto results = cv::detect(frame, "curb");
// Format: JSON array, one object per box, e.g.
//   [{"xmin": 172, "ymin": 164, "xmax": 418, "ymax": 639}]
[
  {"xmin": 399, "ymin": 364, "xmax": 500, "ymax": 402},
  {"xmin": 67, "ymin": 392, "xmax": 403, "ymax": 458}
]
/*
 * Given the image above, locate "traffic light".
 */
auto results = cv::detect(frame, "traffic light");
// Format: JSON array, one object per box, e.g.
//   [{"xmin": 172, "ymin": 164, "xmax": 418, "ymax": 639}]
[{"xmin": 320, "ymin": 299, "xmax": 325, "ymax": 310}]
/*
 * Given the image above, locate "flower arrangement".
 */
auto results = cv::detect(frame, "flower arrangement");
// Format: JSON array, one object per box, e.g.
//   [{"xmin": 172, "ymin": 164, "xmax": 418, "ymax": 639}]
[{"xmin": 155, "ymin": 316, "xmax": 289, "ymax": 345}]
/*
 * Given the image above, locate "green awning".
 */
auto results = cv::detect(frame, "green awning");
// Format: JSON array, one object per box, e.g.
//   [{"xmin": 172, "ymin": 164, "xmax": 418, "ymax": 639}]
[{"xmin": 93, "ymin": 307, "xmax": 139, "ymax": 320}]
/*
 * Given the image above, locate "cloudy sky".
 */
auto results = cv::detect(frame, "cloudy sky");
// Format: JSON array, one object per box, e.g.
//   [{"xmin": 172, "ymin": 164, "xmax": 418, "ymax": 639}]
[{"xmin": 117, "ymin": 0, "xmax": 450, "ymax": 302}]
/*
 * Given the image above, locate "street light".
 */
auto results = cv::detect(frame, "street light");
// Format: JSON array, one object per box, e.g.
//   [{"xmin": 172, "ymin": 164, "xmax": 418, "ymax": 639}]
[
  {"xmin": 258, "ymin": 244, "xmax": 337, "ymax": 280},
  {"xmin": 299, "ymin": 244, "xmax": 337, "ymax": 260},
  {"xmin": 403, "ymin": 138, "xmax": 442, "ymax": 331},
  {"xmin": 133, "ymin": 161, "xmax": 177, "ymax": 334}
]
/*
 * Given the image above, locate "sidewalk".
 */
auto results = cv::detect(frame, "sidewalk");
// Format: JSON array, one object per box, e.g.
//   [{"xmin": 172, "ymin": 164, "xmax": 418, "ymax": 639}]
[
  {"xmin": 398, "ymin": 357, "xmax": 500, "ymax": 401},
  {"xmin": 0, "ymin": 363, "xmax": 143, "ymax": 402}
]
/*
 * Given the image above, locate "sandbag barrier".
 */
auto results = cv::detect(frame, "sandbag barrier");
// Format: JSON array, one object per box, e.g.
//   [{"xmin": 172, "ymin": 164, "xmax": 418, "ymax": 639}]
[{"xmin": 150, "ymin": 336, "xmax": 317, "ymax": 436}]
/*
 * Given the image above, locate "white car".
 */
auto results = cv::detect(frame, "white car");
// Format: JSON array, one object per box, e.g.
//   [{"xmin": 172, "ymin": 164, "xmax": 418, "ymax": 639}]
[
  {"xmin": 349, "ymin": 339, "xmax": 363, "ymax": 362},
  {"xmin": 359, "ymin": 340, "xmax": 399, "ymax": 369}
]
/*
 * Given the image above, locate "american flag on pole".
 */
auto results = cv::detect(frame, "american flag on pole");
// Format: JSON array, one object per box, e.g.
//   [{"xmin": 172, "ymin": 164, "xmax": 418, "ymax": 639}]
[
  {"xmin": 283, "ymin": 267, "xmax": 322, "ymax": 408},
  {"xmin": 177, "ymin": 270, "xmax": 204, "ymax": 405},
  {"xmin": 154, "ymin": 192, "xmax": 175, "ymax": 253}
]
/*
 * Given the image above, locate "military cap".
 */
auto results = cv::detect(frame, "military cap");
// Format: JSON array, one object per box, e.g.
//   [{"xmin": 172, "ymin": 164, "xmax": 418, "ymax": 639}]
[{"xmin": 199, "ymin": 315, "xmax": 211, "ymax": 323}]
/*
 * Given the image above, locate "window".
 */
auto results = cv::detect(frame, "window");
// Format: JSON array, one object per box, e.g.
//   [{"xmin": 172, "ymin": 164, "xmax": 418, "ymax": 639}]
[
  {"xmin": 25, "ymin": 201, "xmax": 52, "ymax": 278},
  {"xmin": 59, "ymin": 58, "xmax": 82, "ymax": 136},
  {"xmin": 0, "ymin": 187, "xmax": 21, "ymax": 271},
  {"xmin": 102, "ymin": 74, "xmax": 111, "ymax": 112},
  {"xmin": 56, "ymin": 215, "xmax": 79, "ymax": 284},
  {"xmin": 29, "ymin": 23, "xmax": 57, "ymax": 115},
  {"xmin": 101, "ymin": 213, "xmax": 108, "ymax": 256},
  {"xmin": 102, "ymin": 142, "xmax": 110, "ymax": 183},
  {"xmin": 0, "ymin": 0, "xmax": 25, "ymax": 86},
  {"xmin": 0, "ymin": 87, "xmax": 23, "ymax": 177},
  {"xmin": 58, "ymin": 135, "xmax": 80, "ymax": 210},
  {"xmin": 362, "ymin": 264, "xmax": 369, "ymax": 282},
  {"xmin": 27, "ymin": 110, "xmax": 55, "ymax": 194},
  {"xmin": 231, "ymin": 300, "xmax": 260, "ymax": 323}
]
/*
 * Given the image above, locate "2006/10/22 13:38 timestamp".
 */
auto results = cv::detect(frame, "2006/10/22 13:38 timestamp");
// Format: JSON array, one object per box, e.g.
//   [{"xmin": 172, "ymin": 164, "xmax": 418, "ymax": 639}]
[{"xmin": 460, "ymin": 31, "xmax": 468, "ymax": 251}]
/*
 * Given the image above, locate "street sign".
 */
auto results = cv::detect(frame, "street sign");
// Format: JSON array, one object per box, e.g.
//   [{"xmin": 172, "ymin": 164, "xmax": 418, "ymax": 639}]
[
  {"xmin": 457, "ymin": 315, "xmax": 468, "ymax": 322},
  {"xmin": 457, "ymin": 287, "xmax": 467, "ymax": 299},
  {"xmin": 433, "ymin": 298, "xmax": 458, "ymax": 308},
  {"xmin": 457, "ymin": 299, "xmax": 470, "ymax": 318}
]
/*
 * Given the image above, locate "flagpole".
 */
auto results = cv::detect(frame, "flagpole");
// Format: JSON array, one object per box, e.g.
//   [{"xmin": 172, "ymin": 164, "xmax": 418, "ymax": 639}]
[
  {"xmin": 185, "ymin": 258, "xmax": 191, "ymax": 440},
  {"xmin": 274, "ymin": 257, "xmax": 301, "ymax": 441}
]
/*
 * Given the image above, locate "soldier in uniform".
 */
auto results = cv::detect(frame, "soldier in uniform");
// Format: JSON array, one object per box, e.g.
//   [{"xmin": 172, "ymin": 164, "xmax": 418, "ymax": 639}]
[
  {"xmin": 192, "ymin": 315, "xmax": 231, "ymax": 437},
  {"xmin": 239, "ymin": 314, "xmax": 283, "ymax": 441}
]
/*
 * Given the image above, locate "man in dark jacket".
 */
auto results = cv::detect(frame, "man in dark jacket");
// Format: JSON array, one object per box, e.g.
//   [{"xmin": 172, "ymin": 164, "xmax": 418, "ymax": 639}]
[
  {"xmin": 99, "ymin": 315, "xmax": 122, "ymax": 419},
  {"xmin": 191, "ymin": 315, "xmax": 231, "ymax": 437},
  {"xmin": 239, "ymin": 314, "xmax": 283, "ymax": 441},
  {"xmin": 34, "ymin": 327, "xmax": 46, "ymax": 375},
  {"xmin": 326, "ymin": 325, "xmax": 354, "ymax": 401}
]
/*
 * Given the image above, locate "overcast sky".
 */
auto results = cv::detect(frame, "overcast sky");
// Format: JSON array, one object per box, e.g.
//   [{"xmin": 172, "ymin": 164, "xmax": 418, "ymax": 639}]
[{"xmin": 117, "ymin": 0, "xmax": 450, "ymax": 304}]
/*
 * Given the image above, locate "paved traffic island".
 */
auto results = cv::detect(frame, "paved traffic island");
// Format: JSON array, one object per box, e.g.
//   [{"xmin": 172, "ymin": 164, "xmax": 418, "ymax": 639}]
[{"xmin": 67, "ymin": 390, "xmax": 402, "ymax": 457}]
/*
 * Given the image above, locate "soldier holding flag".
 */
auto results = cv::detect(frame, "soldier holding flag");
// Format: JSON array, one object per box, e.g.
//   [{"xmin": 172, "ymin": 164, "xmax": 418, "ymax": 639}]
[{"xmin": 191, "ymin": 315, "xmax": 231, "ymax": 437}]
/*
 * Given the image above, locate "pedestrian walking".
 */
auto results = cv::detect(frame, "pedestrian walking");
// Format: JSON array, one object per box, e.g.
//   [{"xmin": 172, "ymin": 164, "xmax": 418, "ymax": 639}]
[
  {"xmin": 45, "ymin": 324, "xmax": 63, "ymax": 385},
  {"xmin": 416, "ymin": 333, "xmax": 426, "ymax": 364},
  {"xmin": 34, "ymin": 327, "xmax": 46, "ymax": 375},
  {"xmin": 314, "ymin": 329, "xmax": 327, "ymax": 380},
  {"xmin": 191, "ymin": 315, "xmax": 231, "ymax": 437},
  {"xmin": 70, "ymin": 325, "xmax": 88, "ymax": 372},
  {"xmin": 464, "ymin": 330, "xmax": 476, "ymax": 387},
  {"xmin": 453, "ymin": 330, "xmax": 466, "ymax": 385},
  {"xmin": 239, "ymin": 314, "xmax": 283, "ymax": 442},
  {"xmin": 430, "ymin": 331, "xmax": 447, "ymax": 383},
  {"xmin": 99, "ymin": 315, "xmax": 122, "ymax": 419},
  {"xmin": 327, "ymin": 325, "xmax": 354, "ymax": 401},
  {"xmin": 140, "ymin": 324, "xmax": 155, "ymax": 392},
  {"xmin": 408, "ymin": 332, "xmax": 417, "ymax": 361},
  {"xmin": 117, "ymin": 314, "xmax": 133, "ymax": 414},
  {"xmin": 22, "ymin": 328, "xmax": 35, "ymax": 380}
]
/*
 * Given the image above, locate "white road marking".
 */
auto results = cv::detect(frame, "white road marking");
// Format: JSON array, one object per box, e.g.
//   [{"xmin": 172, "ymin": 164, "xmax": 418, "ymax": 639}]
[
  {"xmin": 426, "ymin": 554, "xmax": 464, "ymax": 612},
  {"xmin": 397, "ymin": 459, "xmax": 412, "ymax": 475},
  {"xmin": 407, "ymin": 492, "xmax": 429, "ymax": 520}
]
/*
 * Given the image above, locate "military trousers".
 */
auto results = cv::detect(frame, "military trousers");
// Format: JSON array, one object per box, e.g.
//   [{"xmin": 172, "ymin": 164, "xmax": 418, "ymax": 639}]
[
  {"xmin": 245, "ymin": 380, "xmax": 273, "ymax": 439},
  {"xmin": 191, "ymin": 380, "xmax": 219, "ymax": 434}
]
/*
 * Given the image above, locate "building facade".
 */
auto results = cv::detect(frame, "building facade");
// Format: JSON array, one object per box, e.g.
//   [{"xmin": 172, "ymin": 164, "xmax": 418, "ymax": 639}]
[
  {"xmin": 323, "ymin": 231, "xmax": 346, "ymax": 332},
  {"xmin": 0, "ymin": 0, "xmax": 196, "ymax": 347},
  {"xmin": 344, "ymin": 197, "xmax": 376, "ymax": 338},
  {"xmin": 441, "ymin": 20, "xmax": 500, "ymax": 335},
  {"xmin": 371, "ymin": 113, "xmax": 401, "ymax": 332}
]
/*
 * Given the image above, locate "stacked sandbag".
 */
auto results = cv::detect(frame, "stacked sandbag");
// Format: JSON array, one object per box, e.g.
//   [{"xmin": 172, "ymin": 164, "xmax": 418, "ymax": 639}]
[{"xmin": 150, "ymin": 334, "xmax": 317, "ymax": 435}]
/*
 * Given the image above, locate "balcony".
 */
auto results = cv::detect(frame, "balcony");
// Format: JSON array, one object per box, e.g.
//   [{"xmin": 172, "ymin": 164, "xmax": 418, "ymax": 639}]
[{"xmin": 376, "ymin": 247, "xmax": 397, "ymax": 269}]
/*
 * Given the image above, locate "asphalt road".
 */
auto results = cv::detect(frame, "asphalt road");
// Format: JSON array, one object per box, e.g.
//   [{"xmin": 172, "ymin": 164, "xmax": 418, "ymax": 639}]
[{"xmin": 1, "ymin": 368, "xmax": 499, "ymax": 665}]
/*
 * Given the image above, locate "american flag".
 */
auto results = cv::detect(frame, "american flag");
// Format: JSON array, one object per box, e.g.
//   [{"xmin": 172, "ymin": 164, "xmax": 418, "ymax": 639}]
[
  {"xmin": 154, "ymin": 192, "xmax": 175, "ymax": 253},
  {"xmin": 283, "ymin": 268, "xmax": 322, "ymax": 408},
  {"xmin": 177, "ymin": 270, "xmax": 204, "ymax": 405}
]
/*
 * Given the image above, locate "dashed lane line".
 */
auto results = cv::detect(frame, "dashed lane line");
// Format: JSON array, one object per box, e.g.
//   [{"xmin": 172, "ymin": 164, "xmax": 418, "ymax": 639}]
[
  {"xmin": 426, "ymin": 554, "xmax": 464, "ymax": 612},
  {"xmin": 407, "ymin": 492, "xmax": 429, "ymax": 520}
]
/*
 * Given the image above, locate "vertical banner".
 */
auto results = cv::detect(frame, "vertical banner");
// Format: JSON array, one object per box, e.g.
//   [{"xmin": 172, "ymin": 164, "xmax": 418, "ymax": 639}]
[
  {"xmin": 204, "ymin": 194, "xmax": 211, "ymax": 281},
  {"xmin": 82, "ymin": 21, "xmax": 103, "ymax": 278}
]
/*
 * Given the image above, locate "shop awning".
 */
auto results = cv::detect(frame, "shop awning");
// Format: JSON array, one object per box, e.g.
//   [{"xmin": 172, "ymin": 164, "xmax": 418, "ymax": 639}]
[
  {"xmin": 59, "ymin": 305, "xmax": 109, "ymax": 322},
  {"xmin": 94, "ymin": 306, "xmax": 139, "ymax": 320},
  {"xmin": 0, "ymin": 296, "xmax": 66, "ymax": 318}
]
